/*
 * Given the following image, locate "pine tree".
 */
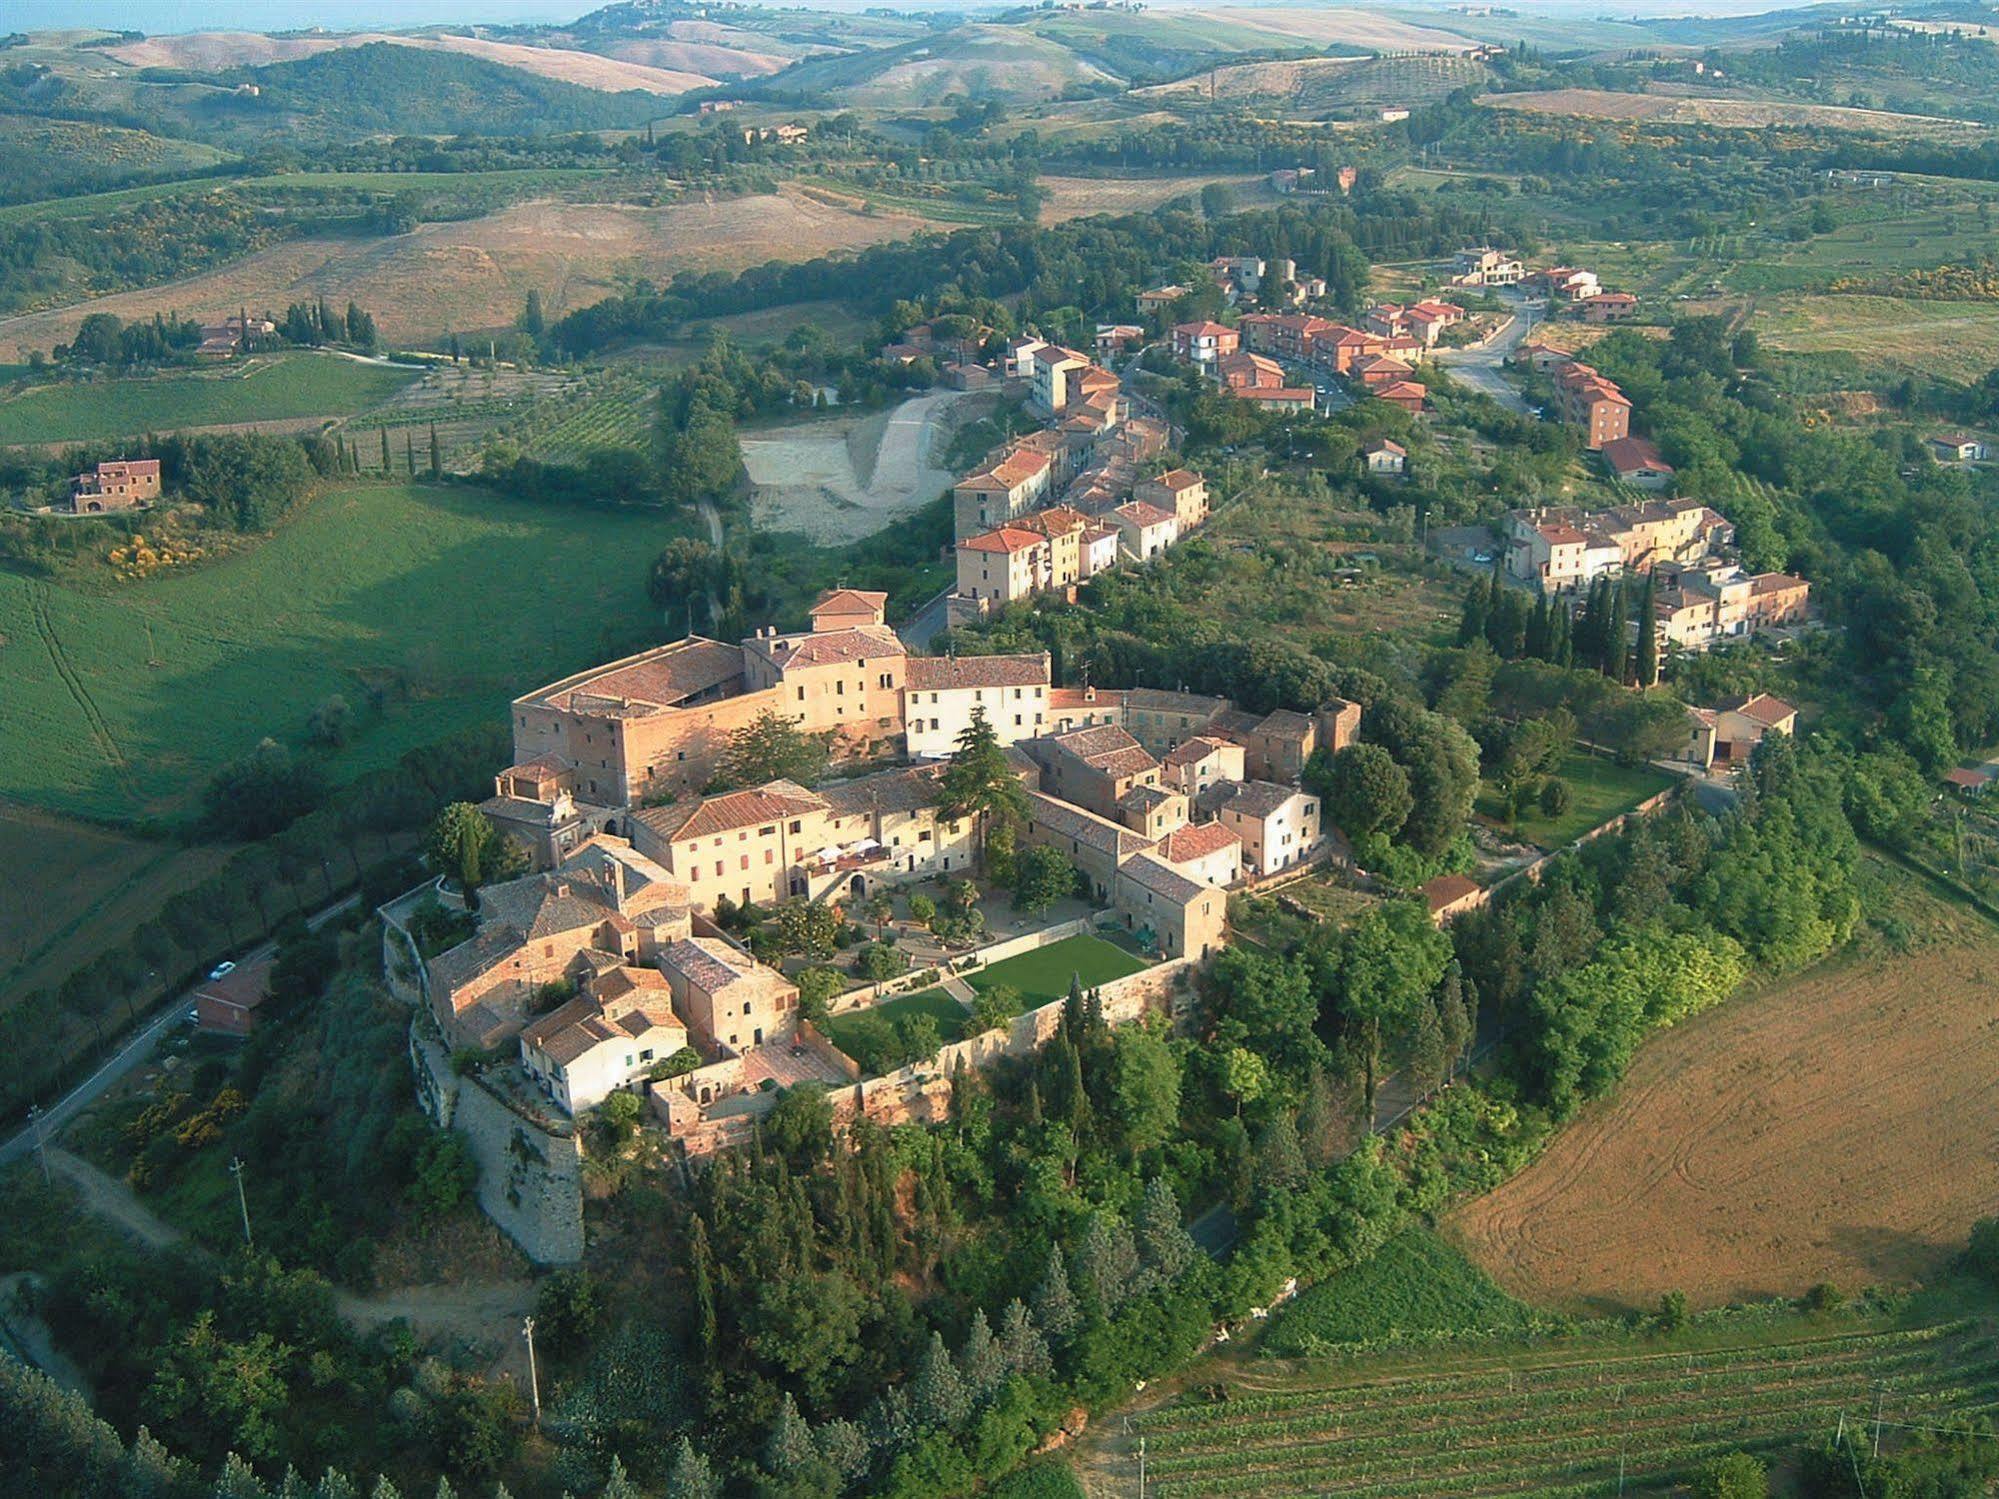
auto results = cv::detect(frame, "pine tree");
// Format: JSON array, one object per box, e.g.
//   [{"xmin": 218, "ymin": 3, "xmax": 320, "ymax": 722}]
[
  {"xmin": 1252, "ymin": 1113, "xmax": 1308, "ymax": 1193},
  {"xmin": 1636, "ymin": 571, "xmax": 1659, "ymax": 687},
  {"xmin": 764, "ymin": 1395, "xmax": 815, "ymax": 1476},
  {"xmin": 122, "ymin": 1427, "xmax": 183, "ymax": 1497},
  {"xmin": 814, "ymin": 1419, "xmax": 870, "ymax": 1482},
  {"xmin": 431, "ymin": 1480, "xmax": 458, "ymax": 1499},
  {"xmin": 215, "ymin": 1454, "xmax": 270, "ymax": 1499},
  {"xmin": 909, "ymin": 1331, "xmax": 969, "ymax": 1430},
  {"xmin": 998, "ymin": 1298, "xmax": 1052, "ymax": 1378},
  {"xmin": 1135, "ymin": 1177, "xmax": 1198, "ymax": 1281},
  {"xmin": 369, "ymin": 1480, "xmax": 404, "ymax": 1499},
  {"xmin": 1032, "ymin": 1245, "xmax": 1081, "ymax": 1344},
  {"xmin": 663, "ymin": 1440, "xmax": 717, "ymax": 1499},
  {"xmin": 314, "ymin": 1472, "xmax": 360, "ymax": 1499},
  {"xmin": 1074, "ymin": 1212, "xmax": 1142, "ymax": 1313},
  {"xmin": 959, "ymin": 1307, "xmax": 1006, "ymax": 1406}
]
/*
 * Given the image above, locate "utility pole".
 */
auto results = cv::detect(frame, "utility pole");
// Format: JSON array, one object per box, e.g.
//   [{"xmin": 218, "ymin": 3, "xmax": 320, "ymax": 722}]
[
  {"xmin": 1137, "ymin": 1434, "xmax": 1146, "ymax": 1499},
  {"xmin": 27, "ymin": 1104, "xmax": 50, "ymax": 1187},
  {"xmin": 228, "ymin": 1155, "xmax": 252, "ymax": 1246},
  {"xmin": 1873, "ymin": 1382, "xmax": 1885, "ymax": 1458},
  {"xmin": 523, "ymin": 1316, "xmax": 542, "ymax": 1428}
]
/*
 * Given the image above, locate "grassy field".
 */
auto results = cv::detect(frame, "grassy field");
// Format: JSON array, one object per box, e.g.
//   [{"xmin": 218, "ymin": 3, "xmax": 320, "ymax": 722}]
[
  {"xmin": 964, "ymin": 933, "xmax": 1148, "ymax": 1005},
  {"xmin": 1118, "ymin": 1308, "xmax": 1999, "ymax": 1497},
  {"xmin": 0, "ymin": 354, "xmax": 421, "ymax": 445},
  {"xmin": 1263, "ymin": 1229, "xmax": 1540, "ymax": 1357},
  {"xmin": 819, "ymin": 987, "xmax": 970, "ymax": 1057},
  {"xmin": 0, "ymin": 481, "xmax": 693, "ymax": 821},
  {"xmin": 1475, "ymin": 751, "xmax": 1675, "ymax": 850}
]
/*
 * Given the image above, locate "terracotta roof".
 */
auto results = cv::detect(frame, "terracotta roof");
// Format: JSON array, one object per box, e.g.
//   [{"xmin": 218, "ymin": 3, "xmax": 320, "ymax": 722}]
[
  {"xmin": 1157, "ymin": 822, "xmax": 1240, "ymax": 864},
  {"xmin": 1716, "ymin": 693, "xmax": 1795, "ymax": 727},
  {"xmin": 1234, "ymin": 386, "xmax": 1315, "ymax": 402},
  {"xmin": 820, "ymin": 764, "xmax": 946, "ymax": 816},
  {"xmin": 1048, "ymin": 686, "xmax": 1125, "ymax": 710},
  {"xmin": 1120, "ymin": 852, "xmax": 1206, "ymax": 905},
  {"xmin": 960, "ymin": 526, "xmax": 1045, "ymax": 556},
  {"xmin": 1016, "ymin": 506, "xmax": 1088, "ymax": 537},
  {"xmin": 1945, "ymin": 767, "xmax": 1991, "ymax": 789},
  {"xmin": 1125, "ymin": 687, "xmax": 1226, "ymax": 717},
  {"xmin": 532, "ymin": 638, "xmax": 745, "ymax": 715},
  {"xmin": 1148, "ymin": 468, "xmax": 1204, "ymax": 492},
  {"xmin": 634, "ymin": 780, "xmax": 827, "ymax": 844},
  {"xmin": 1364, "ymin": 439, "xmax": 1407, "ymax": 457},
  {"xmin": 1376, "ymin": 381, "xmax": 1427, "ymax": 405},
  {"xmin": 194, "ymin": 957, "xmax": 272, "ymax": 1012},
  {"xmin": 1118, "ymin": 783, "xmax": 1180, "ymax": 814},
  {"xmin": 1211, "ymin": 779, "xmax": 1304, "ymax": 819},
  {"xmin": 1174, "ymin": 320, "xmax": 1234, "ymax": 337},
  {"xmin": 1255, "ymin": 709, "xmax": 1315, "ymax": 739},
  {"xmin": 1601, "ymin": 435, "xmax": 1673, "ymax": 476},
  {"xmin": 1423, "ymin": 874, "xmax": 1482, "ymax": 913},
  {"xmin": 813, "ymin": 587, "xmax": 887, "ymax": 613},
  {"xmin": 744, "ymin": 624, "xmax": 904, "ymax": 671},
  {"xmin": 660, "ymin": 935, "xmax": 781, "ymax": 995},
  {"xmin": 906, "ymin": 653, "xmax": 1050, "ymax": 691},
  {"xmin": 959, "ymin": 447, "xmax": 1052, "ymax": 492},
  {"xmin": 1164, "ymin": 735, "xmax": 1235, "ymax": 767},
  {"xmin": 1027, "ymin": 792, "xmax": 1155, "ymax": 858},
  {"xmin": 1114, "ymin": 500, "xmax": 1178, "ymax": 528}
]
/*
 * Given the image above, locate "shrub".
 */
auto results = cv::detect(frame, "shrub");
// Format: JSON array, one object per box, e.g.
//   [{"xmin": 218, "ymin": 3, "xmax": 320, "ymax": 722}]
[{"xmin": 1539, "ymin": 776, "xmax": 1572, "ymax": 816}]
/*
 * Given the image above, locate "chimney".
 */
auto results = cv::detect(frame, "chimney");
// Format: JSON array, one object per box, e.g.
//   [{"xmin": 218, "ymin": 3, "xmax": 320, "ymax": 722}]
[{"xmin": 609, "ymin": 858, "xmax": 627, "ymax": 911}]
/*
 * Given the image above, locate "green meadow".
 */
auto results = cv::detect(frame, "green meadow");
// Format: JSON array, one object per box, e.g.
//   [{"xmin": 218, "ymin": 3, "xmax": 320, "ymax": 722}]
[{"xmin": 0, "ymin": 481, "xmax": 693, "ymax": 820}]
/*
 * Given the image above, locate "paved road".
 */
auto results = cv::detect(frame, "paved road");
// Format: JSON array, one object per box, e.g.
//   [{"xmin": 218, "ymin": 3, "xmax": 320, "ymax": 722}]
[
  {"xmin": 897, "ymin": 587, "xmax": 954, "ymax": 651},
  {"xmin": 1434, "ymin": 296, "xmax": 1543, "ymax": 415},
  {"xmin": 0, "ymin": 894, "xmax": 357, "ymax": 1169}
]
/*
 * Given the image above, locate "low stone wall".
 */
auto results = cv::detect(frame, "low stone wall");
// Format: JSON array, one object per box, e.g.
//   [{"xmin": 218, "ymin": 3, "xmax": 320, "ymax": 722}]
[
  {"xmin": 824, "ymin": 916, "xmax": 1094, "ymax": 1016},
  {"xmin": 409, "ymin": 1022, "xmax": 585, "ymax": 1266}
]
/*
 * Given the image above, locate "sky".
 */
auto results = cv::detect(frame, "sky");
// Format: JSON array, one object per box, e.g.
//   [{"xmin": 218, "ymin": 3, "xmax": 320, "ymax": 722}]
[{"xmin": 10, "ymin": 0, "xmax": 1817, "ymax": 36}]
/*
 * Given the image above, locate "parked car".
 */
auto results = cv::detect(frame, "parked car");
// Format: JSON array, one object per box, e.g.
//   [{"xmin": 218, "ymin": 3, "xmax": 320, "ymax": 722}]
[
  {"xmin": 207, "ymin": 960, "xmax": 235, "ymax": 981},
  {"xmin": 186, "ymin": 1008, "xmax": 200, "ymax": 1025}
]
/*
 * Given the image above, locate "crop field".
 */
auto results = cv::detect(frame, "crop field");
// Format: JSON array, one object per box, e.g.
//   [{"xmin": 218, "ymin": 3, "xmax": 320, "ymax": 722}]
[
  {"xmin": 0, "ymin": 803, "xmax": 235, "ymax": 1008},
  {"xmin": 1448, "ymin": 860, "xmax": 1999, "ymax": 1312},
  {"xmin": 0, "ymin": 482, "xmax": 693, "ymax": 821},
  {"xmin": 1480, "ymin": 88, "xmax": 1983, "ymax": 136},
  {"xmin": 0, "ymin": 355, "xmax": 421, "ymax": 446},
  {"xmin": 1117, "ymin": 1317, "xmax": 1999, "ymax": 1497},
  {"xmin": 1754, "ymin": 294, "xmax": 1999, "ymax": 382},
  {"xmin": 1474, "ymin": 751, "xmax": 1675, "ymax": 850},
  {"xmin": 1037, "ymin": 173, "xmax": 1271, "ymax": 224},
  {"xmin": 0, "ymin": 188, "xmax": 941, "ymax": 350},
  {"xmin": 963, "ymin": 933, "xmax": 1148, "ymax": 1005},
  {"xmin": 342, "ymin": 364, "xmax": 587, "ymax": 471},
  {"xmin": 1193, "ymin": 6, "xmax": 1479, "ymax": 52},
  {"xmin": 1140, "ymin": 54, "xmax": 1491, "ymax": 112}
]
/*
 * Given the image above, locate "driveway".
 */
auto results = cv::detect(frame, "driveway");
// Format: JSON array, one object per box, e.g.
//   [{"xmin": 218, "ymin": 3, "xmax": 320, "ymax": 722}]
[
  {"xmin": 1434, "ymin": 295, "xmax": 1542, "ymax": 415},
  {"xmin": 0, "ymin": 895, "xmax": 356, "ymax": 1169}
]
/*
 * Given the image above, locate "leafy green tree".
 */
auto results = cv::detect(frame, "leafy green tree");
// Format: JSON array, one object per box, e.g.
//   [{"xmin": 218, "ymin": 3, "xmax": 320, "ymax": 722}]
[
  {"xmin": 532, "ymin": 1269, "xmax": 602, "ymax": 1357},
  {"xmin": 794, "ymin": 966, "xmax": 845, "ymax": 1023},
  {"xmin": 1011, "ymin": 844, "xmax": 1077, "ymax": 914},
  {"xmin": 776, "ymin": 902, "xmax": 841, "ymax": 960},
  {"xmin": 748, "ymin": 1272, "xmax": 864, "ymax": 1404},
  {"xmin": 764, "ymin": 1084, "xmax": 834, "ymax": 1165},
  {"xmin": 713, "ymin": 709, "xmax": 830, "ymax": 791},
  {"xmin": 1688, "ymin": 1452, "xmax": 1766, "ymax": 1499},
  {"xmin": 1315, "ymin": 743, "xmax": 1413, "ymax": 841},
  {"xmin": 1540, "ymin": 777, "xmax": 1571, "ymax": 817},
  {"xmin": 1107, "ymin": 1025, "xmax": 1181, "ymax": 1154},
  {"xmin": 1324, "ymin": 899, "xmax": 1453, "ymax": 1117},
  {"xmin": 424, "ymin": 803, "xmax": 523, "ymax": 892},
  {"xmin": 1031, "ymin": 1247, "xmax": 1080, "ymax": 1345},
  {"xmin": 1135, "ymin": 1177, "xmax": 1198, "ymax": 1281}
]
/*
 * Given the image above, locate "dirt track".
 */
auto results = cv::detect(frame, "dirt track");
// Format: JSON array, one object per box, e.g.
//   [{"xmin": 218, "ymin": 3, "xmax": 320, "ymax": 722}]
[{"xmin": 1448, "ymin": 911, "xmax": 1999, "ymax": 1312}]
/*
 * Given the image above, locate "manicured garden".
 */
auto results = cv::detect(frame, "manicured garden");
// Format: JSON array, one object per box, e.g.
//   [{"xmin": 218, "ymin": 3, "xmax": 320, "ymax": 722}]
[
  {"xmin": 819, "ymin": 987, "xmax": 969, "ymax": 1057},
  {"xmin": 962, "ymin": 932, "xmax": 1149, "ymax": 1005},
  {"xmin": 1476, "ymin": 749, "xmax": 1676, "ymax": 849}
]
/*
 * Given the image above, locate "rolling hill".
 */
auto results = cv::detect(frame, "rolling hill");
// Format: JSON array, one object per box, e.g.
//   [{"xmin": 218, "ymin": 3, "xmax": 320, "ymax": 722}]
[
  {"xmin": 1139, "ymin": 53, "xmax": 1496, "ymax": 112},
  {"xmin": 768, "ymin": 24, "xmax": 1120, "ymax": 107}
]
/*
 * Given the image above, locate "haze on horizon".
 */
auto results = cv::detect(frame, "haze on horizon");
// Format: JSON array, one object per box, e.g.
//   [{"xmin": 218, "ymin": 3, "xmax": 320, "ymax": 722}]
[{"xmin": 11, "ymin": 0, "xmax": 1822, "ymax": 41}]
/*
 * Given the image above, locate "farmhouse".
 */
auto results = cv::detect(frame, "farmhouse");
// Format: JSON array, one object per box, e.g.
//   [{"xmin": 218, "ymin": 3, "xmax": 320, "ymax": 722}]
[
  {"xmin": 1929, "ymin": 433, "xmax": 1989, "ymax": 464},
  {"xmin": 1580, "ymin": 292, "xmax": 1639, "ymax": 323},
  {"xmin": 1654, "ymin": 562, "xmax": 1811, "ymax": 649},
  {"xmin": 1362, "ymin": 438, "xmax": 1407, "ymax": 476},
  {"xmin": 1204, "ymin": 779, "xmax": 1325, "ymax": 878},
  {"xmin": 1136, "ymin": 285, "xmax": 1190, "ymax": 315},
  {"xmin": 1682, "ymin": 693, "xmax": 1798, "ymax": 772},
  {"xmin": 193, "ymin": 957, "xmax": 273, "ymax": 1037},
  {"xmin": 1601, "ymin": 435, "xmax": 1675, "ymax": 489},
  {"xmin": 1453, "ymin": 246, "xmax": 1524, "ymax": 287},
  {"xmin": 1375, "ymin": 380, "xmax": 1428, "ymax": 415},
  {"xmin": 68, "ymin": 459, "xmax": 161, "ymax": 513},
  {"xmin": 1423, "ymin": 873, "xmax": 1486, "ymax": 924}
]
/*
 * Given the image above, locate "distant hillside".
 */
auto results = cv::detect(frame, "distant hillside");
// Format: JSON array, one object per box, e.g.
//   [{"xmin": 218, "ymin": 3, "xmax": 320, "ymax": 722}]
[
  {"xmin": 767, "ymin": 23, "xmax": 1119, "ymax": 106},
  {"xmin": 0, "ymin": 113, "xmax": 232, "ymax": 205},
  {"xmin": 224, "ymin": 43, "xmax": 666, "ymax": 139},
  {"xmin": 1139, "ymin": 53, "xmax": 1496, "ymax": 113}
]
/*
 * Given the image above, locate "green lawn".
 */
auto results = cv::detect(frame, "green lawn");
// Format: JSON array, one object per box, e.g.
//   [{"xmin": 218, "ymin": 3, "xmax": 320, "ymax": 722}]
[
  {"xmin": 1263, "ymin": 1228, "xmax": 1540, "ymax": 1356},
  {"xmin": 0, "ymin": 354, "xmax": 421, "ymax": 445},
  {"xmin": 964, "ymin": 933, "xmax": 1148, "ymax": 1006},
  {"xmin": 1477, "ymin": 750, "xmax": 1676, "ymax": 850},
  {"xmin": 819, "ymin": 988, "xmax": 970, "ymax": 1056},
  {"xmin": 0, "ymin": 481, "xmax": 694, "ymax": 820}
]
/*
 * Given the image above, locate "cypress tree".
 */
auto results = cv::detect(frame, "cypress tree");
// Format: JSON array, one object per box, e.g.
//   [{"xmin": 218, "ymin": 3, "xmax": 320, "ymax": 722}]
[
  {"xmin": 1605, "ymin": 576, "xmax": 1630, "ymax": 681},
  {"xmin": 1636, "ymin": 571, "xmax": 1660, "ymax": 687},
  {"xmin": 429, "ymin": 422, "xmax": 442, "ymax": 478},
  {"xmin": 688, "ymin": 1214, "xmax": 718, "ymax": 1363},
  {"xmin": 380, "ymin": 429, "xmax": 390, "ymax": 472},
  {"xmin": 405, "ymin": 430, "xmax": 416, "ymax": 476}
]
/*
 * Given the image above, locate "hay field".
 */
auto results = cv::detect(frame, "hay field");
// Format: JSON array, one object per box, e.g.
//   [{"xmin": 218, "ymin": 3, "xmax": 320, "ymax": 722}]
[
  {"xmin": 594, "ymin": 35, "xmax": 797, "ymax": 78},
  {"xmin": 1037, "ymin": 173, "xmax": 1270, "ymax": 223},
  {"xmin": 0, "ymin": 188, "xmax": 940, "ymax": 351},
  {"xmin": 1481, "ymin": 88, "xmax": 1983, "ymax": 135},
  {"xmin": 1196, "ymin": 6, "xmax": 1477, "ymax": 51},
  {"xmin": 1139, "ymin": 53, "xmax": 1489, "ymax": 110},
  {"xmin": 1448, "ymin": 864, "xmax": 1999, "ymax": 1313}
]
